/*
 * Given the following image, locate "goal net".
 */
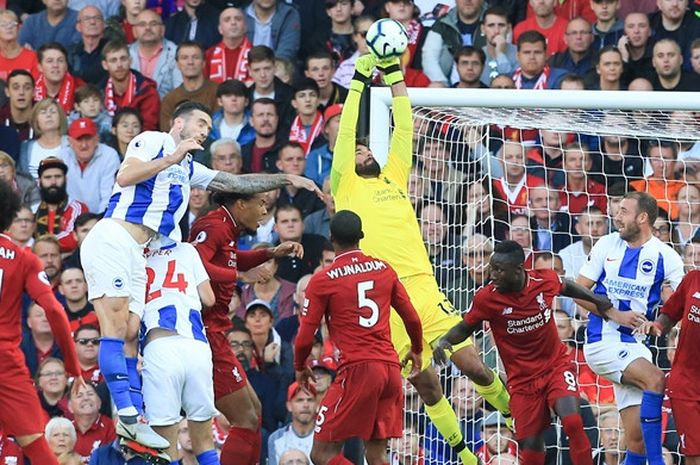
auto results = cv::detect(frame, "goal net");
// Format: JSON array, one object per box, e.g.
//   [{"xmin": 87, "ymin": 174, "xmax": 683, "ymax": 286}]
[{"xmin": 370, "ymin": 88, "xmax": 700, "ymax": 465}]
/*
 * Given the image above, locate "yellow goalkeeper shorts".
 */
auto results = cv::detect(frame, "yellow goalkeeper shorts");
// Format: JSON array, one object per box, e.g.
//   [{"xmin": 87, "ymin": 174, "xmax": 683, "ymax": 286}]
[{"xmin": 390, "ymin": 274, "xmax": 473, "ymax": 377}]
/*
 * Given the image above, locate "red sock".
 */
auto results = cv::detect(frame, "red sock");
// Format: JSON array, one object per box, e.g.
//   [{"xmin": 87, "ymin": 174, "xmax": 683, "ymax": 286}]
[
  {"xmin": 562, "ymin": 413, "xmax": 593, "ymax": 465},
  {"xmin": 220, "ymin": 426, "xmax": 260, "ymax": 465},
  {"xmin": 22, "ymin": 437, "xmax": 59, "ymax": 465},
  {"xmin": 327, "ymin": 453, "xmax": 354, "ymax": 465},
  {"xmin": 519, "ymin": 449, "xmax": 546, "ymax": 465}
]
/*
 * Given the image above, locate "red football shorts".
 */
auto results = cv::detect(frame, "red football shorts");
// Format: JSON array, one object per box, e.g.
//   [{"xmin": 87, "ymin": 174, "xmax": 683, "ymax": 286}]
[
  {"xmin": 670, "ymin": 397, "xmax": 700, "ymax": 456},
  {"xmin": 509, "ymin": 359, "xmax": 580, "ymax": 440},
  {"xmin": 208, "ymin": 330, "xmax": 248, "ymax": 400},
  {"xmin": 314, "ymin": 361, "xmax": 403, "ymax": 443},
  {"xmin": 0, "ymin": 349, "xmax": 48, "ymax": 436}
]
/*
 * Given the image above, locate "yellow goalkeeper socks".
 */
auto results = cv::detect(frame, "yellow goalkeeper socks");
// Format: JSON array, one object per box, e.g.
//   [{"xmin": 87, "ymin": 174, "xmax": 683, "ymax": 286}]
[
  {"xmin": 473, "ymin": 373, "xmax": 513, "ymax": 430},
  {"xmin": 424, "ymin": 396, "xmax": 478, "ymax": 465}
]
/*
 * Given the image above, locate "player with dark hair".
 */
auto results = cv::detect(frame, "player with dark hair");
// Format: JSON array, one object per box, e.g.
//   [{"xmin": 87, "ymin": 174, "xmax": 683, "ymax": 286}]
[
  {"xmin": 190, "ymin": 190, "xmax": 303, "ymax": 465},
  {"xmin": 0, "ymin": 179, "xmax": 85, "ymax": 465},
  {"xmin": 434, "ymin": 240, "xmax": 615, "ymax": 465},
  {"xmin": 294, "ymin": 210, "xmax": 423, "ymax": 465},
  {"xmin": 331, "ymin": 53, "xmax": 511, "ymax": 465}
]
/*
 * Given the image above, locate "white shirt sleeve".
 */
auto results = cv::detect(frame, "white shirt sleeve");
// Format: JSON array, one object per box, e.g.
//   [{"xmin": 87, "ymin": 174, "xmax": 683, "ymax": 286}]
[
  {"xmin": 190, "ymin": 161, "xmax": 218, "ymax": 189},
  {"xmin": 662, "ymin": 247, "xmax": 685, "ymax": 290},
  {"xmin": 124, "ymin": 131, "xmax": 167, "ymax": 162},
  {"xmin": 578, "ymin": 234, "xmax": 608, "ymax": 282}
]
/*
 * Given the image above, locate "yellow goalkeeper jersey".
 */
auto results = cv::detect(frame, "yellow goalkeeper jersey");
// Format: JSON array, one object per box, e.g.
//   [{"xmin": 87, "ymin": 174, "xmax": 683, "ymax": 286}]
[{"xmin": 330, "ymin": 90, "xmax": 433, "ymax": 279}]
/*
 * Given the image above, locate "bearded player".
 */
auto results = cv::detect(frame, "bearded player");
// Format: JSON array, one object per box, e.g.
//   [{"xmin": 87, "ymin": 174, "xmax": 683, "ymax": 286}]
[
  {"xmin": 434, "ymin": 240, "xmax": 615, "ymax": 465},
  {"xmin": 331, "ymin": 53, "xmax": 510, "ymax": 465},
  {"xmin": 190, "ymin": 190, "xmax": 304, "ymax": 465},
  {"xmin": 0, "ymin": 179, "xmax": 85, "ymax": 465},
  {"xmin": 295, "ymin": 210, "xmax": 423, "ymax": 465}
]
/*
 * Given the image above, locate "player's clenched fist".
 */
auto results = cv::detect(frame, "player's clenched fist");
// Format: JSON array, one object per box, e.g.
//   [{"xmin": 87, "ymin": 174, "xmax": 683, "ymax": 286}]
[
  {"xmin": 272, "ymin": 241, "xmax": 304, "ymax": 259},
  {"xmin": 170, "ymin": 137, "xmax": 204, "ymax": 163}
]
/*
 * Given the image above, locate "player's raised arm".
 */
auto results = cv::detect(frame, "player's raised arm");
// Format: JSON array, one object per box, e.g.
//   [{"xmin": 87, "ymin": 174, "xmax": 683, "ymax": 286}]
[
  {"xmin": 330, "ymin": 54, "xmax": 377, "ymax": 194},
  {"xmin": 207, "ymin": 171, "xmax": 322, "ymax": 198},
  {"xmin": 116, "ymin": 136, "xmax": 202, "ymax": 187},
  {"xmin": 378, "ymin": 57, "xmax": 413, "ymax": 172},
  {"xmin": 433, "ymin": 320, "xmax": 479, "ymax": 366}
]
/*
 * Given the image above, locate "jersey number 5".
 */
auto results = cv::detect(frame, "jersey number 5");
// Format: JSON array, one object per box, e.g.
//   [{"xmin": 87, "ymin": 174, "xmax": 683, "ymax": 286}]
[
  {"xmin": 357, "ymin": 280, "xmax": 379, "ymax": 328},
  {"xmin": 145, "ymin": 260, "xmax": 189, "ymax": 303}
]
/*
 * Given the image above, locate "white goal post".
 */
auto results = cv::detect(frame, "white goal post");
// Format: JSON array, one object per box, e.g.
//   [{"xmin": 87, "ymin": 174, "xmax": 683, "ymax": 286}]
[{"xmin": 371, "ymin": 88, "xmax": 700, "ymax": 465}]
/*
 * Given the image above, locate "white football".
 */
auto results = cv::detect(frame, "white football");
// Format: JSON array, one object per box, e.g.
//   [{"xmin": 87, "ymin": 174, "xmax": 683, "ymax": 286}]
[{"xmin": 366, "ymin": 18, "xmax": 409, "ymax": 60}]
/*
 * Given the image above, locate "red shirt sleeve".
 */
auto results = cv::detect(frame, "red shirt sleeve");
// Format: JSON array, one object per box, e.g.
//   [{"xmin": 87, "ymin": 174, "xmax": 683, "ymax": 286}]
[
  {"xmin": 389, "ymin": 268, "xmax": 423, "ymax": 354},
  {"xmin": 294, "ymin": 275, "xmax": 327, "ymax": 371},
  {"xmin": 24, "ymin": 254, "xmax": 81, "ymax": 377},
  {"xmin": 237, "ymin": 249, "xmax": 271, "ymax": 271},
  {"xmin": 662, "ymin": 271, "xmax": 690, "ymax": 323},
  {"xmin": 192, "ymin": 219, "xmax": 239, "ymax": 283},
  {"xmin": 464, "ymin": 289, "xmax": 488, "ymax": 327}
]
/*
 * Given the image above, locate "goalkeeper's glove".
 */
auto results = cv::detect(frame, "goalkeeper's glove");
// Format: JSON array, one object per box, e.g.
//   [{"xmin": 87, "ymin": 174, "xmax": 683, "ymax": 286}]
[
  {"xmin": 350, "ymin": 53, "xmax": 377, "ymax": 92},
  {"xmin": 377, "ymin": 56, "xmax": 404, "ymax": 86}
]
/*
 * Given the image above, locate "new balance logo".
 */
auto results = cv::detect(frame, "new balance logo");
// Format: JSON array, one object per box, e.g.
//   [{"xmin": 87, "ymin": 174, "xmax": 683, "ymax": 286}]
[
  {"xmin": 502, "ymin": 307, "xmax": 513, "ymax": 315},
  {"xmin": 692, "ymin": 292, "xmax": 700, "ymax": 299}
]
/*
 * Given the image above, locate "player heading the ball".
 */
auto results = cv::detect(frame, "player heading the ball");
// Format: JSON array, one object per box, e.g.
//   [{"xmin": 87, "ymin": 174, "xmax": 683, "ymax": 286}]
[
  {"xmin": 330, "ymin": 52, "xmax": 511, "ymax": 465},
  {"xmin": 80, "ymin": 100, "xmax": 322, "ymax": 453},
  {"xmin": 294, "ymin": 210, "xmax": 423, "ymax": 465},
  {"xmin": 434, "ymin": 240, "xmax": 615, "ymax": 465}
]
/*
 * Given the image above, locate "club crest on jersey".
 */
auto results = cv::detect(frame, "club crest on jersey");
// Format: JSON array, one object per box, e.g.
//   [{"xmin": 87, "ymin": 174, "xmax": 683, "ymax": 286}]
[
  {"xmin": 38, "ymin": 271, "xmax": 50, "ymax": 286},
  {"xmin": 640, "ymin": 259, "xmax": 654, "ymax": 275},
  {"xmin": 112, "ymin": 277, "xmax": 125, "ymax": 290},
  {"xmin": 195, "ymin": 231, "xmax": 207, "ymax": 243},
  {"xmin": 502, "ymin": 307, "xmax": 513, "ymax": 315}
]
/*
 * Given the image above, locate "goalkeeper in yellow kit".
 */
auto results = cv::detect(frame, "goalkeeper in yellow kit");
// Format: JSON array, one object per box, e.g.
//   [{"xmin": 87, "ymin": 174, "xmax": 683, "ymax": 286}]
[{"xmin": 330, "ymin": 53, "xmax": 512, "ymax": 465}]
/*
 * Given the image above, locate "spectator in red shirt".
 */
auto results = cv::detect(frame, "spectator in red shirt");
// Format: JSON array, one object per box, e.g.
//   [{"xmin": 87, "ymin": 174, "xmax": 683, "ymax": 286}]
[
  {"xmin": 69, "ymin": 382, "xmax": 116, "ymax": 463},
  {"xmin": 493, "ymin": 140, "xmax": 544, "ymax": 216},
  {"xmin": 74, "ymin": 324, "xmax": 102, "ymax": 384},
  {"xmin": 104, "ymin": 0, "xmax": 145, "ymax": 44},
  {"xmin": 556, "ymin": 145, "xmax": 608, "ymax": 214},
  {"xmin": 514, "ymin": 0, "xmax": 569, "ymax": 56},
  {"xmin": 33, "ymin": 158, "xmax": 89, "ymax": 253},
  {"xmin": 34, "ymin": 42, "xmax": 84, "ymax": 114},
  {"xmin": 206, "ymin": 7, "xmax": 252, "ymax": 84},
  {"xmin": 59, "ymin": 268, "xmax": 98, "ymax": 334},
  {"xmin": 0, "ymin": 9, "xmax": 39, "ymax": 81},
  {"xmin": 100, "ymin": 40, "xmax": 160, "ymax": 130}
]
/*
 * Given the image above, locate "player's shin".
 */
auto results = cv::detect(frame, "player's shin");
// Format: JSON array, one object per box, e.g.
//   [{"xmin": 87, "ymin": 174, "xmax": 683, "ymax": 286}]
[
  {"xmin": 640, "ymin": 391, "xmax": 665, "ymax": 465},
  {"xmin": 424, "ymin": 396, "xmax": 478, "ymax": 465},
  {"xmin": 472, "ymin": 373, "xmax": 512, "ymax": 427},
  {"xmin": 99, "ymin": 337, "xmax": 139, "ymax": 418},
  {"xmin": 125, "ymin": 356, "xmax": 144, "ymax": 416},
  {"xmin": 560, "ymin": 413, "xmax": 593, "ymax": 465}
]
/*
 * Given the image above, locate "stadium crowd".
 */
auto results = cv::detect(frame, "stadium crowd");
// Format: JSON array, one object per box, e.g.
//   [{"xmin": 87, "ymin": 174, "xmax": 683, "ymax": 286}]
[{"xmin": 1, "ymin": 0, "xmax": 700, "ymax": 464}]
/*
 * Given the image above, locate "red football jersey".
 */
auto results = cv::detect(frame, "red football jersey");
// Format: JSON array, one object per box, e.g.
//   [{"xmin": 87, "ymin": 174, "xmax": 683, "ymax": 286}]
[
  {"xmin": 465, "ymin": 269, "xmax": 568, "ymax": 391},
  {"xmin": 661, "ymin": 269, "xmax": 700, "ymax": 401},
  {"xmin": 295, "ymin": 250, "xmax": 422, "ymax": 371},
  {"xmin": 189, "ymin": 207, "xmax": 270, "ymax": 332},
  {"xmin": 0, "ymin": 234, "xmax": 79, "ymax": 375},
  {"xmin": 73, "ymin": 415, "xmax": 116, "ymax": 462}
]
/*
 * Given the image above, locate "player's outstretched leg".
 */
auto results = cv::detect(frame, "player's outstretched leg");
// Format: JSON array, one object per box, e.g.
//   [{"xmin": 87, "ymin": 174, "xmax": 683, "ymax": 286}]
[
  {"xmin": 450, "ymin": 344, "xmax": 512, "ymax": 428},
  {"xmin": 621, "ymin": 358, "xmax": 667, "ymax": 465},
  {"xmin": 410, "ymin": 367, "xmax": 479, "ymax": 465},
  {"xmin": 94, "ymin": 299, "xmax": 169, "ymax": 450},
  {"xmin": 554, "ymin": 396, "xmax": 593, "ymax": 465}
]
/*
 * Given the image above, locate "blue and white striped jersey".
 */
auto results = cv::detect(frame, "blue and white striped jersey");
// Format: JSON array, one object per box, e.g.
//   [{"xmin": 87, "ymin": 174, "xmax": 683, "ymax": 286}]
[
  {"xmin": 142, "ymin": 241, "xmax": 210, "ymax": 342},
  {"xmin": 579, "ymin": 232, "xmax": 683, "ymax": 344},
  {"xmin": 104, "ymin": 131, "xmax": 217, "ymax": 241}
]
